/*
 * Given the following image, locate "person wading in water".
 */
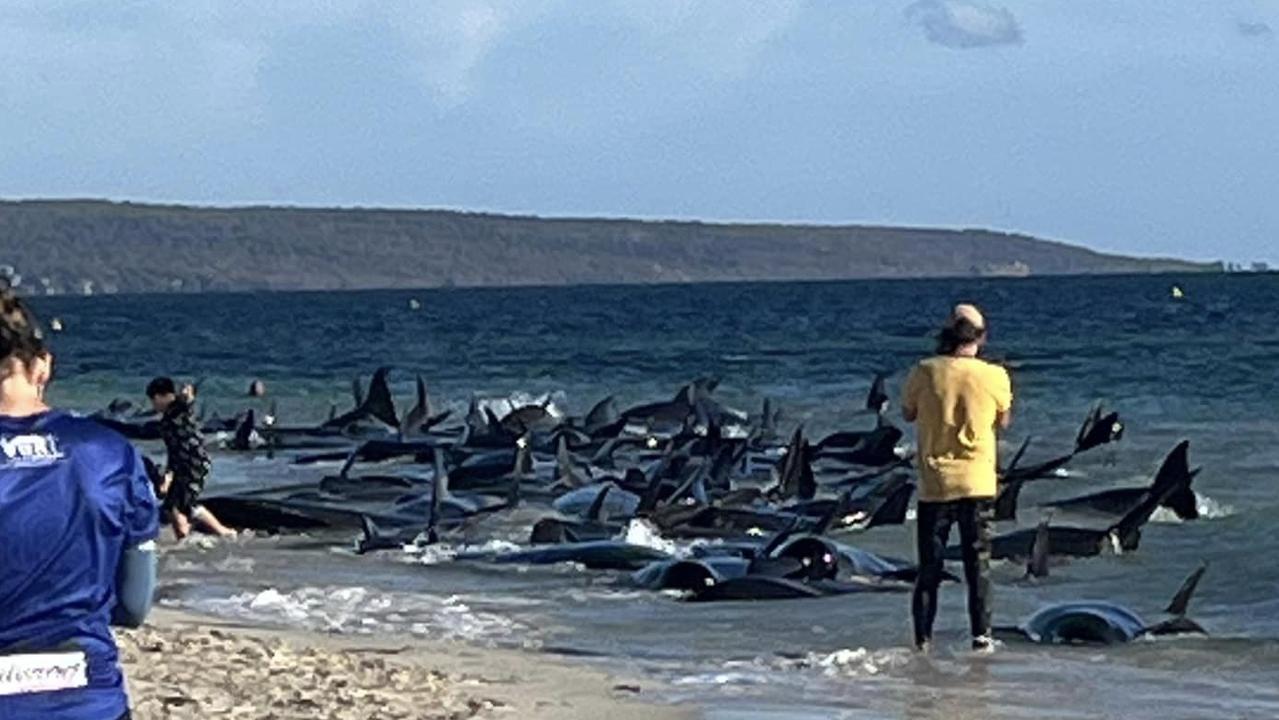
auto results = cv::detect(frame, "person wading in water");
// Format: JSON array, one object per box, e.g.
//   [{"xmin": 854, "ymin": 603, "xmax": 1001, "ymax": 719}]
[
  {"xmin": 146, "ymin": 378, "xmax": 234, "ymax": 539},
  {"xmin": 902, "ymin": 303, "xmax": 1012, "ymax": 653}
]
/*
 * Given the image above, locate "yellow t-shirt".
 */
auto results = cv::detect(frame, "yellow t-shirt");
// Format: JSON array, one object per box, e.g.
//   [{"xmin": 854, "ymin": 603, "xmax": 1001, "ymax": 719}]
[{"xmin": 902, "ymin": 356, "xmax": 1013, "ymax": 502}]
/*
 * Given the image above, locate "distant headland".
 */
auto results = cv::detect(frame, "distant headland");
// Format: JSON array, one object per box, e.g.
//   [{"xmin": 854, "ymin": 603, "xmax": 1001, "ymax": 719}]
[{"xmin": 0, "ymin": 199, "xmax": 1221, "ymax": 295}]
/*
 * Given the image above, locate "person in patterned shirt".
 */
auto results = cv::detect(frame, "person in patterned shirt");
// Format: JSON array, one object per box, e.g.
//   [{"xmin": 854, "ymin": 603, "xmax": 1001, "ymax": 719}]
[{"xmin": 146, "ymin": 377, "xmax": 234, "ymax": 539}]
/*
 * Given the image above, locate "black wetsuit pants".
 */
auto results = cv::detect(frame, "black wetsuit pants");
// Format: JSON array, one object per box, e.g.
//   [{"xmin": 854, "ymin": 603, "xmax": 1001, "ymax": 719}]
[{"xmin": 912, "ymin": 498, "xmax": 993, "ymax": 647}]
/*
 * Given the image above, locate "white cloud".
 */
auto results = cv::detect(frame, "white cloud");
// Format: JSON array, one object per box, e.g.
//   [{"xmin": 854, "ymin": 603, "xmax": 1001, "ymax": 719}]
[{"xmin": 905, "ymin": 0, "xmax": 1023, "ymax": 49}]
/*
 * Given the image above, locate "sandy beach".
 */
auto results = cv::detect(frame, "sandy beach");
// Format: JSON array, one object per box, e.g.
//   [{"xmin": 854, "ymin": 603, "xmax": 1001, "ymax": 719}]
[{"xmin": 117, "ymin": 609, "xmax": 696, "ymax": 720}]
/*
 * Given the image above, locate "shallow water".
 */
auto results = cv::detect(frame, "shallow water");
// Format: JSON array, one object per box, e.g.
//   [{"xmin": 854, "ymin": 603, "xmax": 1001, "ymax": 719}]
[{"xmin": 33, "ymin": 273, "xmax": 1279, "ymax": 719}]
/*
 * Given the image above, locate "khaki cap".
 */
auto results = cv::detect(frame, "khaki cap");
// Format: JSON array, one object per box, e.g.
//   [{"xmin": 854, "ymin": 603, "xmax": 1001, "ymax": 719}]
[{"xmin": 946, "ymin": 303, "xmax": 986, "ymax": 331}]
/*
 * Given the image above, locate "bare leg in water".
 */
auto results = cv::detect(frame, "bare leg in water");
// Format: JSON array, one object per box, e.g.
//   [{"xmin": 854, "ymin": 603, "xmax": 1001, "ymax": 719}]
[
  {"xmin": 171, "ymin": 510, "xmax": 192, "ymax": 540},
  {"xmin": 191, "ymin": 506, "xmax": 236, "ymax": 538}
]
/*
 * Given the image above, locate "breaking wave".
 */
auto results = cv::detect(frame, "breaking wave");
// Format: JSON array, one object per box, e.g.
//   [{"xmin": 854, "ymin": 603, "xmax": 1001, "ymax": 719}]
[
  {"xmin": 1152, "ymin": 493, "xmax": 1234, "ymax": 523},
  {"xmin": 801, "ymin": 647, "xmax": 914, "ymax": 677},
  {"xmin": 174, "ymin": 586, "xmax": 526, "ymax": 642},
  {"xmin": 623, "ymin": 518, "xmax": 680, "ymax": 555},
  {"xmin": 402, "ymin": 539, "xmax": 523, "ymax": 565}
]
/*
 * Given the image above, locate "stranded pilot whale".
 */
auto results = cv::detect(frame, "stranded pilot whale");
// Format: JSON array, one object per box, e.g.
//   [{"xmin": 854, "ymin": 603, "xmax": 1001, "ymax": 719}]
[
  {"xmin": 995, "ymin": 563, "xmax": 1208, "ymax": 645},
  {"xmin": 950, "ymin": 441, "xmax": 1195, "ymax": 563}
]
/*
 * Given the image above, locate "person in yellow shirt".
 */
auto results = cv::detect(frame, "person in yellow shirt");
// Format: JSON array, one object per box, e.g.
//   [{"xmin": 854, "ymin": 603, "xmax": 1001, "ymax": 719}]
[{"xmin": 902, "ymin": 303, "xmax": 1012, "ymax": 653}]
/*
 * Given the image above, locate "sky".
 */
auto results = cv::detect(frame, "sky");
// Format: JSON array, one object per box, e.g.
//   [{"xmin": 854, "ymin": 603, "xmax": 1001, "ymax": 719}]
[{"xmin": 1, "ymin": 1, "xmax": 1276, "ymax": 264}]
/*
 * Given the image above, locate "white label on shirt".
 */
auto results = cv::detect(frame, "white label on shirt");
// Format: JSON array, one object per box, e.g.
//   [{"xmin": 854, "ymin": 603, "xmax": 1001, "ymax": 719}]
[
  {"xmin": 0, "ymin": 651, "xmax": 88, "ymax": 696},
  {"xmin": 0, "ymin": 434, "xmax": 65, "ymax": 468}
]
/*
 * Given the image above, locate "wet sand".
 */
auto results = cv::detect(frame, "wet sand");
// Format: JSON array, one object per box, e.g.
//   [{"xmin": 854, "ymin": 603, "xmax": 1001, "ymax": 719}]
[{"xmin": 117, "ymin": 609, "xmax": 696, "ymax": 720}]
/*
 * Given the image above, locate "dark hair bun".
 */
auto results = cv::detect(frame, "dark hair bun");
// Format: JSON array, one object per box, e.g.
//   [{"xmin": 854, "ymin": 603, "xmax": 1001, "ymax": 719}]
[
  {"xmin": 936, "ymin": 317, "xmax": 987, "ymax": 356},
  {"xmin": 0, "ymin": 285, "xmax": 47, "ymax": 367}
]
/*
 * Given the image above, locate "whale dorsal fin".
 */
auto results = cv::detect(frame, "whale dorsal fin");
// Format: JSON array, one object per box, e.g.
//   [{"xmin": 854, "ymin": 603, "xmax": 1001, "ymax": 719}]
[
  {"xmin": 1166, "ymin": 562, "xmax": 1208, "ymax": 616},
  {"xmin": 1026, "ymin": 514, "xmax": 1051, "ymax": 579},
  {"xmin": 1112, "ymin": 441, "xmax": 1192, "ymax": 549},
  {"xmin": 587, "ymin": 483, "xmax": 613, "ymax": 523},
  {"xmin": 233, "ymin": 409, "xmax": 256, "ymax": 450},
  {"xmin": 866, "ymin": 372, "xmax": 889, "ymax": 415},
  {"xmin": 338, "ymin": 445, "xmax": 362, "ymax": 479},
  {"xmin": 356, "ymin": 515, "xmax": 381, "ymax": 554},
  {"xmin": 432, "ymin": 451, "xmax": 453, "ymax": 502},
  {"xmin": 1006, "ymin": 436, "xmax": 1033, "ymax": 475},
  {"xmin": 363, "ymin": 367, "xmax": 399, "ymax": 428}
]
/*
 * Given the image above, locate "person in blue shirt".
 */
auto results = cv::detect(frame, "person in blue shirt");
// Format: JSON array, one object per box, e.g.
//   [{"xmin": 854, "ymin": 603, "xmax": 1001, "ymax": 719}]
[{"xmin": 0, "ymin": 287, "xmax": 158, "ymax": 720}]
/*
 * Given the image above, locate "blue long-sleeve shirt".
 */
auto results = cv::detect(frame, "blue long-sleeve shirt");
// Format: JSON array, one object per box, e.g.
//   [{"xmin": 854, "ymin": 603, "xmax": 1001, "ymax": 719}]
[{"xmin": 1, "ymin": 410, "xmax": 160, "ymax": 720}]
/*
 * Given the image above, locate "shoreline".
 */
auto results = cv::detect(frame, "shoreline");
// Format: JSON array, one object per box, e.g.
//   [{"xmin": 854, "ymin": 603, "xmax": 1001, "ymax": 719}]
[
  {"xmin": 17, "ymin": 268, "xmax": 1235, "ymax": 301},
  {"xmin": 117, "ymin": 608, "xmax": 698, "ymax": 720}
]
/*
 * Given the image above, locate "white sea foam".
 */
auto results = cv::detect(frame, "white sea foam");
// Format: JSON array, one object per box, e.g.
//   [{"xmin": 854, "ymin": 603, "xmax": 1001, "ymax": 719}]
[
  {"xmin": 183, "ymin": 586, "xmax": 524, "ymax": 642},
  {"xmin": 1194, "ymin": 493, "xmax": 1234, "ymax": 519},
  {"xmin": 179, "ymin": 536, "xmax": 223, "ymax": 551},
  {"xmin": 165, "ymin": 556, "xmax": 256, "ymax": 574},
  {"xmin": 807, "ymin": 647, "xmax": 912, "ymax": 677},
  {"xmin": 672, "ymin": 672, "xmax": 765, "ymax": 687},
  {"xmin": 404, "ymin": 539, "xmax": 523, "ymax": 565},
  {"xmin": 584, "ymin": 590, "xmax": 652, "ymax": 601},
  {"xmin": 562, "ymin": 587, "xmax": 652, "ymax": 603},
  {"xmin": 622, "ymin": 518, "xmax": 680, "ymax": 555},
  {"xmin": 1151, "ymin": 493, "xmax": 1234, "ymax": 522}
]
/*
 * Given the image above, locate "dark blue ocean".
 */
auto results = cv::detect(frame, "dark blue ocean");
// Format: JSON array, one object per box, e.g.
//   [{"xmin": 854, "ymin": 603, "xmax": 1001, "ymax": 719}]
[{"xmin": 32, "ymin": 274, "xmax": 1279, "ymax": 719}]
